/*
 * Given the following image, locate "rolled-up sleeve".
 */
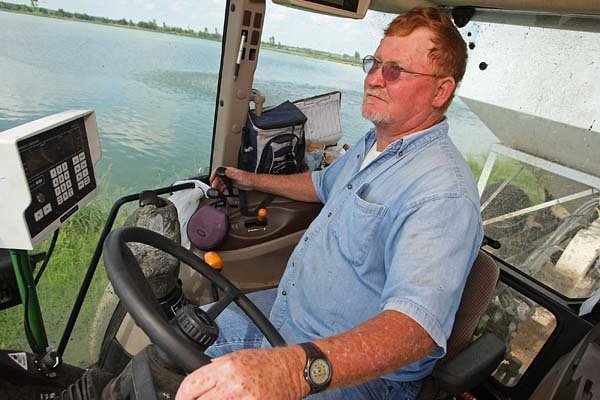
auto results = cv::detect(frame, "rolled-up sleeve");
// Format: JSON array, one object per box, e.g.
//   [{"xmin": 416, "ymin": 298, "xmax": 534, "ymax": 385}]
[
  {"xmin": 381, "ymin": 196, "xmax": 482, "ymax": 358},
  {"xmin": 311, "ymin": 152, "xmax": 350, "ymax": 204}
]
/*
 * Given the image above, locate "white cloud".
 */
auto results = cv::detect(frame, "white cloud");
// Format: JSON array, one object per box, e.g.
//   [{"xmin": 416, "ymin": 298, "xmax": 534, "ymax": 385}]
[{"xmin": 145, "ymin": 2, "xmax": 156, "ymax": 11}]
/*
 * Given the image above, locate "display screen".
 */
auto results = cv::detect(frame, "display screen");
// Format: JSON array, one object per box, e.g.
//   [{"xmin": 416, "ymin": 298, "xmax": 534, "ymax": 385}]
[
  {"xmin": 18, "ymin": 119, "xmax": 84, "ymax": 178},
  {"xmin": 304, "ymin": 0, "xmax": 358, "ymax": 12}
]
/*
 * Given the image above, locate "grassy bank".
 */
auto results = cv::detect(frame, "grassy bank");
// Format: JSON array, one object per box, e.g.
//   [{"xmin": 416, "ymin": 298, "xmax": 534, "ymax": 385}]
[
  {"xmin": 468, "ymin": 156, "xmax": 545, "ymax": 204},
  {"xmin": 0, "ymin": 194, "xmax": 124, "ymax": 366}
]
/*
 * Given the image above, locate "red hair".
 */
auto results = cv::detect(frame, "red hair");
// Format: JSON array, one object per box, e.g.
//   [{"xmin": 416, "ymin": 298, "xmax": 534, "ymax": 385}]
[{"xmin": 385, "ymin": 7, "xmax": 467, "ymax": 107}]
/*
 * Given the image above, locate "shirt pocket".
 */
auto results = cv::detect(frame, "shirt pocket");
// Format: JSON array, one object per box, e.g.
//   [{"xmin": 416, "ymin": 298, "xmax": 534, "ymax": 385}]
[{"xmin": 333, "ymin": 185, "xmax": 388, "ymax": 266}]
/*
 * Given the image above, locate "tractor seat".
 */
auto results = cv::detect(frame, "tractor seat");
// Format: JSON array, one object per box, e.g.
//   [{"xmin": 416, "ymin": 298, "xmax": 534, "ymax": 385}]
[{"xmin": 418, "ymin": 250, "xmax": 506, "ymax": 399}]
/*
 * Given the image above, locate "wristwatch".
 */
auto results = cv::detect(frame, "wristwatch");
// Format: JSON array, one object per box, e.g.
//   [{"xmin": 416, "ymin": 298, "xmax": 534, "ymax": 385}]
[{"xmin": 299, "ymin": 342, "xmax": 333, "ymax": 395}]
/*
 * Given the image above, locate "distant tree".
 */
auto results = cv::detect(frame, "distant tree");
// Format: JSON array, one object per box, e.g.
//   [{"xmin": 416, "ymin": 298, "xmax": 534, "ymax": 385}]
[
  {"xmin": 30, "ymin": 0, "xmax": 37, "ymax": 9},
  {"xmin": 268, "ymin": 36, "xmax": 275, "ymax": 46},
  {"xmin": 204, "ymin": 27, "xmax": 208, "ymax": 34},
  {"xmin": 354, "ymin": 51, "xmax": 360, "ymax": 60}
]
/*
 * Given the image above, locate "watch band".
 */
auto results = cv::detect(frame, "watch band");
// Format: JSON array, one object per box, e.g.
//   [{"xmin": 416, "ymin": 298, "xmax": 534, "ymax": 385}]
[{"xmin": 299, "ymin": 342, "xmax": 332, "ymax": 395}]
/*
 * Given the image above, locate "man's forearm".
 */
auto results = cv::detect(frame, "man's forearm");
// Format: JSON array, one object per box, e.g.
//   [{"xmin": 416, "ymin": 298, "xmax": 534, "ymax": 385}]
[
  {"xmin": 302, "ymin": 310, "xmax": 435, "ymax": 392},
  {"xmin": 249, "ymin": 171, "xmax": 321, "ymax": 203}
]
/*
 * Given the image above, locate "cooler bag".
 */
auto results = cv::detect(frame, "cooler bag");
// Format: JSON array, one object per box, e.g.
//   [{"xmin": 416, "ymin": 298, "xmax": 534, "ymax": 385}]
[{"xmin": 239, "ymin": 101, "xmax": 307, "ymax": 174}]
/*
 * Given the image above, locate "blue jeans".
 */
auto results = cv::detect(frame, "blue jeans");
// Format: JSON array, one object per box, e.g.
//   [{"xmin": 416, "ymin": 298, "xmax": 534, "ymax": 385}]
[{"xmin": 204, "ymin": 288, "xmax": 422, "ymax": 400}]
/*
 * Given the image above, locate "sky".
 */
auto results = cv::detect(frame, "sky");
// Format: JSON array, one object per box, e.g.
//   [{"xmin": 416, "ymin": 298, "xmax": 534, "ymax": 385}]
[{"xmin": 12, "ymin": 0, "xmax": 397, "ymax": 56}]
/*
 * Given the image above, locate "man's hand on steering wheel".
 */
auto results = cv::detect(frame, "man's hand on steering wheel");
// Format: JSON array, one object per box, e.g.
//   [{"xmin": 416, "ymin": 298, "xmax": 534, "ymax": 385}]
[{"xmin": 176, "ymin": 347, "xmax": 308, "ymax": 400}]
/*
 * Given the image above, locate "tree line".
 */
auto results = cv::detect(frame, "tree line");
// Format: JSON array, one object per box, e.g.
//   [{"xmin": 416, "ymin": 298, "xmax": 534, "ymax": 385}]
[
  {"xmin": 0, "ymin": 1, "xmax": 223, "ymax": 41},
  {"xmin": 0, "ymin": 1, "xmax": 360, "ymax": 66}
]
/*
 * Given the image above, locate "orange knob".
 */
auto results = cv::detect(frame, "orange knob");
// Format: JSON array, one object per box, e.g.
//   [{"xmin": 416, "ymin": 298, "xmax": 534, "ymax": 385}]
[
  {"xmin": 204, "ymin": 251, "xmax": 224, "ymax": 271},
  {"xmin": 257, "ymin": 208, "xmax": 268, "ymax": 222}
]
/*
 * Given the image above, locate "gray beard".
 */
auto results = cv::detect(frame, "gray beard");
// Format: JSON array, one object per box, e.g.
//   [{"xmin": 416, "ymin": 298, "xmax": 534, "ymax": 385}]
[{"xmin": 361, "ymin": 106, "xmax": 393, "ymax": 125}]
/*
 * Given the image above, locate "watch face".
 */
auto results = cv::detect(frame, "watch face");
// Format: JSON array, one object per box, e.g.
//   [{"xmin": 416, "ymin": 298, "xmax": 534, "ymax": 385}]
[{"xmin": 309, "ymin": 358, "xmax": 331, "ymax": 385}]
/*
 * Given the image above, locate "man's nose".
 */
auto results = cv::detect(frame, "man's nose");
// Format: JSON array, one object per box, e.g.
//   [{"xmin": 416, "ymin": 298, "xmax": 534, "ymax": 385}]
[{"xmin": 365, "ymin": 66, "xmax": 386, "ymax": 88}]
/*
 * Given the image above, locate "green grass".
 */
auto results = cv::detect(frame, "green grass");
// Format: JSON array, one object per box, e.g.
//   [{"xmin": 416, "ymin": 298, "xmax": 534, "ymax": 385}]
[
  {"xmin": 0, "ymin": 194, "xmax": 124, "ymax": 366},
  {"xmin": 467, "ymin": 155, "xmax": 545, "ymax": 204}
]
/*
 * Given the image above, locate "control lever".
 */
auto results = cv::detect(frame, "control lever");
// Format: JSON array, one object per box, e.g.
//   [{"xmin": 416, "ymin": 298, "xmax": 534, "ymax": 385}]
[
  {"xmin": 215, "ymin": 167, "xmax": 235, "ymax": 197},
  {"xmin": 482, "ymin": 235, "xmax": 501, "ymax": 249},
  {"xmin": 206, "ymin": 188, "xmax": 227, "ymax": 206}
]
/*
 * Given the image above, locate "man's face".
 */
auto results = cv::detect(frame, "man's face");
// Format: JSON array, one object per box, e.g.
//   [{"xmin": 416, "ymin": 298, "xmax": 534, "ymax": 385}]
[{"xmin": 362, "ymin": 28, "xmax": 443, "ymax": 133}]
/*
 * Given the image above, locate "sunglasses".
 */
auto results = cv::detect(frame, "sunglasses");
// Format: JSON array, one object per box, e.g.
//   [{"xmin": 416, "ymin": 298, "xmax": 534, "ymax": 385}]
[{"xmin": 362, "ymin": 55, "xmax": 438, "ymax": 81}]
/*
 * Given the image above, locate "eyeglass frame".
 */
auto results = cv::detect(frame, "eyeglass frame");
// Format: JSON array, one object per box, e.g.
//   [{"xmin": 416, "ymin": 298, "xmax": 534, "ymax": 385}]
[{"xmin": 362, "ymin": 55, "xmax": 440, "ymax": 81}]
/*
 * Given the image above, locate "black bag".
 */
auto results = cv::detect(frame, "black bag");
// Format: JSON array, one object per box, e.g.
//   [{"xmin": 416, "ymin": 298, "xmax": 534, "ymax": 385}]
[{"xmin": 239, "ymin": 101, "xmax": 307, "ymax": 174}]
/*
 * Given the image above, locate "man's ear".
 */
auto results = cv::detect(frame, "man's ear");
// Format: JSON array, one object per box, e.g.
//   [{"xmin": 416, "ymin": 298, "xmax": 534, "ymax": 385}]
[{"xmin": 432, "ymin": 76, "xmax": 456, "ymax": 108}]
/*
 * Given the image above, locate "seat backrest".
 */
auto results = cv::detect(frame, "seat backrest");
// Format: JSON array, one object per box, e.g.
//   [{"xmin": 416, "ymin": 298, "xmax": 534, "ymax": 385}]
[{"xmin": 444, "ymin": 250, "xmax": 500, "ymax": 360}]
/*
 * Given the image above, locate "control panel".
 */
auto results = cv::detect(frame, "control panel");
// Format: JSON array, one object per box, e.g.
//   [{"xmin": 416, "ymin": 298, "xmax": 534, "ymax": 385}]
[{"xmin": 0, "ymin": 110, "xmax": 101, "ymax": 249}]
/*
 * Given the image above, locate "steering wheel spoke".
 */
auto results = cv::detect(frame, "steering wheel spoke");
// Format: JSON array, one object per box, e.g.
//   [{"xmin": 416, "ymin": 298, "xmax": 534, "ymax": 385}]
[{"xmin": 206, "ymin": 288, "xmax": 238, "ymax": 320}]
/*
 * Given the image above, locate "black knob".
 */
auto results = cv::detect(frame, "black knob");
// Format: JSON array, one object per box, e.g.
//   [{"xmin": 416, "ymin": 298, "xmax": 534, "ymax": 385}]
[
  {"xmin": 206, "ymin": 188, "xmax": 220, "ymax": 199},
  {"xmin": 41, "ymin": 350, "xmax": 61, "ymax": 370},
  {"xmin": 175, "ymin": 304, "xmax": 219, "ymax": 349}
]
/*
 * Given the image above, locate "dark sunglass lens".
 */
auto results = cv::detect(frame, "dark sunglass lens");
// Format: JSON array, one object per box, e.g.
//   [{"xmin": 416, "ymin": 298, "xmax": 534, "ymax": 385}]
[
  {"xmin": 382, "ymin": 62, "xmax": 401, "ymax": 81},
  {"xmin": 362, "ymin": 57, "xmax": 374, "ymax": 74}
]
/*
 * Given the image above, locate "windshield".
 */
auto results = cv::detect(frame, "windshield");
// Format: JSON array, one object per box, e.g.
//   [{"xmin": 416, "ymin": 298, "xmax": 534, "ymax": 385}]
[{"xmin": 0, "ymin": 1, "xmax": 225, "ymax": 366}]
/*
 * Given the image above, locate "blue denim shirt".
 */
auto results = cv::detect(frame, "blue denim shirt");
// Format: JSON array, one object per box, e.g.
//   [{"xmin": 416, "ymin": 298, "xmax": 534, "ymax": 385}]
[{"xmin": 266, "ymin": 120, "xmax": 483, "ymax": 381}]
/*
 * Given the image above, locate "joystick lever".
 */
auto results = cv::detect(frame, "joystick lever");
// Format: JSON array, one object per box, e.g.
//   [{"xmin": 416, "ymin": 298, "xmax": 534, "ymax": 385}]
[{"xmin": 215, "ymin": 167, "xmax": 235, "ymax": 197}]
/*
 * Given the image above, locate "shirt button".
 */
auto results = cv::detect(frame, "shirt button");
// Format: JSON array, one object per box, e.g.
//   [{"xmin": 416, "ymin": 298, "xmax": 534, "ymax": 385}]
[
  {"xmin": 282, "ymin": 290, "xmax": 287, "ymax": 296},
  {"xmin": 356, "ymin": 154, "xmax": 360, "ymax": 158},
  {"xmin": 327, "ymin": 212, "xmax": 332, "ymax": 218},
  {"xmin": 304, "ymin": 237, "xmax": 308, "ymax": 242},
  {"xmin": 347, "ymin": 184, "xmax": 353, "ymax": 190}
]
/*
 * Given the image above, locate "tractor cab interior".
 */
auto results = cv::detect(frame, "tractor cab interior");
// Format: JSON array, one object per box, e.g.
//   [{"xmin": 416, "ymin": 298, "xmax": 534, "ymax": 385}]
[{"xmin": 0, "ymin": 0, "xmax": 599, "ymax": 399}]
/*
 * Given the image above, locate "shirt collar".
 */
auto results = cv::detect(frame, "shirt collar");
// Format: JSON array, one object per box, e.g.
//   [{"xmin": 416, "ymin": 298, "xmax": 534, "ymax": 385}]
[{"xmin": 363, "ymin": 118, "xmax": 448, "ymax": 156}]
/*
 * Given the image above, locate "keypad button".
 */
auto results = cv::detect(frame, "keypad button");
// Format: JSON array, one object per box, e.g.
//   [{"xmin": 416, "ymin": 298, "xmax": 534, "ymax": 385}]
[
  {"xmin": 52, "ymin": 178, "xmax": 59, "ymax": 187},
  {"xmin": 81, "ymin": 160, "xmax": 87, "ymax": 169},
  {"xmin": 82, "ymin": 168, "xmax": 89, "ymax": 178},
  {"xmin": 74, "ymin": 164, "xmax": 81, "ymax": 173},
  {"xmin": 64, "ymin": 171, "xmax": 70, "ymax": 180},
  {"xmin": 76, "ymin": 172, "xmax": 83, "ymax": 181},
  {"xmin": 79, "ymin": 152, "xmax": 85, "ymax": 162},
  {"xmin": 55, "ymin": 187, "xmax": 61, "ymax": 197},
  {"xmin": 56, "ymin": 165, "xmax": 62, "ymax": 174},
  {"xmin": 34, "ymin": 209, "xmax": 44, "ymax": 221},
  {"xmin": 58, "ymin": 175, "xmax": 65, "ymax": 183},
  {"xmin": 57, "ymin": 196, "xmax": 63, "ymax": 205},
  {"xmin": 67, "ymin": 188, "xmax": 74, "ymax": 197},
  {"xmin": 60, "ymin": 183, "xmax": 67, "ymax": 192},
  {"xmin": 72, "ymin": 155, "xmax": 80, "ymax": 164},
  {"xmin": 62, "ymin": 193, "xmax": 69, "ymax": 202},
  {"xmin": 84, "ymin": 176, "xmax": 91, "ymax": 186},
  {"xmin": 50, "ymin": 168, "xmax": 57, "ymax": 178},
  {"xmin": 66, "ymin": 180, "xmax": 72, "ymax": 188},
  {"xmin": 62, "ymin": 162, "xmax": 67, "ymax": 170},
  {"xmin": 78, "ymin": 181, "xmax": 84, "ymax": 190},
  {"xmin": 43, "ymin": 203, "xmax": 52, "ymax": 215}
]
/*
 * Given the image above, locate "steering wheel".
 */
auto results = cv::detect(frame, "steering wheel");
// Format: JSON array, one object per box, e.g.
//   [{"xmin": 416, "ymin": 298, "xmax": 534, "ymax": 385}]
[{"xmin": 103, "ymin": 226, "xmax": 286, "ymax": 373}]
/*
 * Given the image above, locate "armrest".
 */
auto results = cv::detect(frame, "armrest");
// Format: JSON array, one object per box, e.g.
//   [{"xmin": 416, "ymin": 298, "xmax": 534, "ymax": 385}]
[{"xmin": 433, "ymin": 332, "xmax": 506, "ymax": 394}]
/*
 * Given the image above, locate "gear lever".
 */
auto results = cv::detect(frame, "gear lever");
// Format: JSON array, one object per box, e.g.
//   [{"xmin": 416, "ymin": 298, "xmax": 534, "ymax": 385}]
[{"xmin": 215, "ymin": 167, "xmax": 234, "ymax": 197}]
